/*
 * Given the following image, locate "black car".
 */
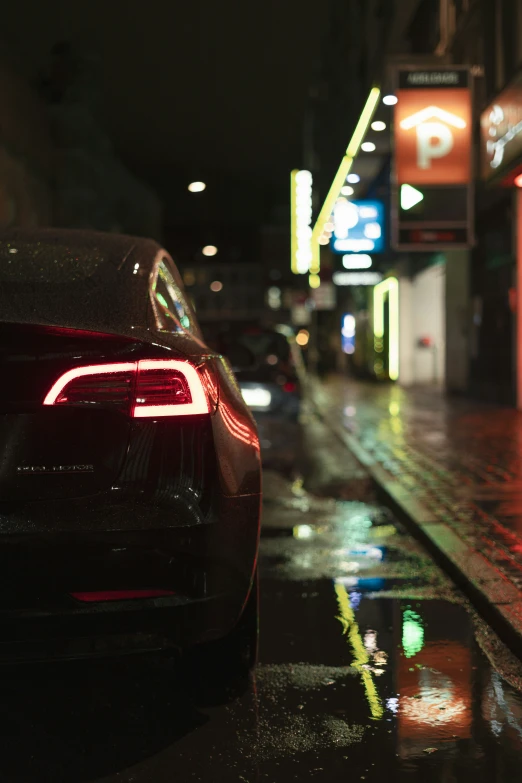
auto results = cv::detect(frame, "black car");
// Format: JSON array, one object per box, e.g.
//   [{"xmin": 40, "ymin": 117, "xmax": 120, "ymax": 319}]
[{"xmin": 0, "ymin": 229, "xmax": 261, "ymax": 669}]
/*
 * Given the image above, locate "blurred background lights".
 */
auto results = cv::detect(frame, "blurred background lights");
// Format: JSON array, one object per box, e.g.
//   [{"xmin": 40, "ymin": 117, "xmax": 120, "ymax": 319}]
[
  {"xmin": 371, "ymin": 120, "xmax": 386, "ymax": 131},
  {"xmin": 188, "ymin": 181, "xmax": 206, "ymax": 192},
  {"xmin": 383, "ymin": 94, "xmax": 398, "ymax": 105},
  {"xmin": 346, "ymin": 173, "xmax": 360, "ymax": 184},
  {"xmin": 361, "ymin": 141, "xmax": 376, "ymax": 152},
  {"xmin": 341, "ymin": 185, "xmax": 354, "ymax": 196},
  {"xmin": 343, "ymin": 254, "xmax": 372, "ymax": 269},
  {"xmin": 296, "ymin": 329, "xmax": 309, "ymax": 346},
  {"xmin": 267, "ymin": 286, "xmax": 282, "ymax": 310},
  {"xmin": 210, "ymin": 280, "xmax": 223, "ymax": 292},
  {"xmin": 309, "ymin": 273, "xmax": 321, "ymax": 288},
  {"xmin": 202, "ymin": 245, "xmax": 218, "ymax": 256},
  {"xmin": 342, "ymin": 313, "xmax": 356, "ymax": 355},
  {"xmin": 293, "ymin": 524, "xmax": 314, "ymax": 539},
  {"xmin": 364, "ymin": 222, "xmax": 381, "ymax": 239}
]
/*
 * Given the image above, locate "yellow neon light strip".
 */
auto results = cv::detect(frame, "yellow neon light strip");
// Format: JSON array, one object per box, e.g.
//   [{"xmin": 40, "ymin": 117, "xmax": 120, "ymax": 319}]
[
  {"xmin": 346, "ymin": 87, "xmax": 382, "ymax": 158},
  {"xmin": 290, "ymin": 169, "xmax": 298, "ymax": 274},
  {"xmin": 373, "ymin": 277, "xmax": 399, "ymax": 381},
  {"xmin": 310, "ymin": 87, "xmax": 381, "ymax": 275},
  {"xmin": 335, "ymin": 582, "xmax": 384, "ymax": 720}
]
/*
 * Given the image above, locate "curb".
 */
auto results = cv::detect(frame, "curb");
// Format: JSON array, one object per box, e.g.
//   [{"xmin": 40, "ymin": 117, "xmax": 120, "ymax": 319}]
[{"xmin": 308, "ymin": 383, "xmax": 522, "ymax": 659}]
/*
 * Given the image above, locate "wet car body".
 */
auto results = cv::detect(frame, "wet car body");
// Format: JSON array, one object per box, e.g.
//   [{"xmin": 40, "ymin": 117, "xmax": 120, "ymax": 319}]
[{"xmin": 0, "ymin": 229, "xmax": 261, "ymax": 662}]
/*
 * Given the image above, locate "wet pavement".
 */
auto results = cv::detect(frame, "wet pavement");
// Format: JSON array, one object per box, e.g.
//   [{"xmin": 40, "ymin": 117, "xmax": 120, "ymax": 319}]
[
  {"xmin": 3, "ymin": 407, "xmax": 522, "ymax": 781},
  {"xmin": 311, "ymin": 376, "xmax": 522, "ymax": 591}
]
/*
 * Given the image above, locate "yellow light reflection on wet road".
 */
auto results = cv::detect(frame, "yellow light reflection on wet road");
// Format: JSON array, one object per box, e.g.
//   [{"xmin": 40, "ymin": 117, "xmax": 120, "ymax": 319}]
[{"xmin": 334, "ymin": 581, "xmax": 384, "ymax": 720}]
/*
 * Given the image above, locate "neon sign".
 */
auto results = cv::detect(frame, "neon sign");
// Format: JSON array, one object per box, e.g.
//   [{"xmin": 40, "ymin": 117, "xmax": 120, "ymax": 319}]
[
  {"xmin": 373, "ymin": 277, "xmax": 399, "ymax": 381},
  {"xmin": 291, "ymin": 169, "xmax": 313, "ymax": 274}
]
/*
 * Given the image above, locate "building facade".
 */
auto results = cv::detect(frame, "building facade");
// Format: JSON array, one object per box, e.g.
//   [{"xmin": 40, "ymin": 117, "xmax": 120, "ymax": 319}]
[{"xmin": 307, "ymin": 0, "xmax": 522, "ymax": 406}]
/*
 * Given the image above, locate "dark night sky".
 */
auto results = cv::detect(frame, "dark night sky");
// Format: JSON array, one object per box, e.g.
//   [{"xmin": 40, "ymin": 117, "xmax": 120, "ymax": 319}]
[{"xmin": 2, "ymin": 0, "xmax": 326, "ymax": 221}]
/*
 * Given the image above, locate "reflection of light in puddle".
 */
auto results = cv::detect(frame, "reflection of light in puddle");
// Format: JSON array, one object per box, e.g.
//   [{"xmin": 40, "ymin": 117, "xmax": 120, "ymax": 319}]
[
  {"xmin": 401, "ymin": 693, "xmax": 467, "ymax": 724},
  {"xmin": 345, "ymin": 546, "xmax": 383, "ymax": 560},
  {"xmin": 364, "ymin": 631, "xmax": 377, "ymax": 652},
  {"xmin": 293, "ymin": 524, "xmax": 314, "ymax": 539},
  {"xmin": 339, "ymin": 560, "xmax": 360, "ymax": 573},
  {"xmin": 334, "ymin": 576, "xmax": 359, "ymax": 587},
  {"xmin": 402, "ymin": 609, "xmax": 425, "ymax": 658}
]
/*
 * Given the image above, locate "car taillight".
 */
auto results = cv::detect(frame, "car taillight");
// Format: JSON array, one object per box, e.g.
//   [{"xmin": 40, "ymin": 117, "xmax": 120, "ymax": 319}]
[
  {"xmin": 283, "ymin": 381, "xmax": 297, "ymax": 393},
  {"xmin": 43, "ymin": 360, "xmax": 209, "ymax": 417},
  {"xmin": 133, "ymin": 360, "xmax": 208, "ymax": 417}
]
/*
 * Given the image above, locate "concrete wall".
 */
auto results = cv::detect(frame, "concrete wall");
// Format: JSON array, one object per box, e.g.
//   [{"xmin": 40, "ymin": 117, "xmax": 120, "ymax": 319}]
[
  {"xmin": 399, "ymin": 262, "xmax": 446, "ymax": 386},
  {"xmin": 412, "ymin": 263, "xmax": 445, "ymax": 384}
]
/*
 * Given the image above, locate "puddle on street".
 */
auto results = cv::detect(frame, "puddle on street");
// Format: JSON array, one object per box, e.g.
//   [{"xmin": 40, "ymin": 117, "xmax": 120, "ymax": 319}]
[{"xmin": 255, "ymin": 469, "xmax": 522, "ymax": 781}]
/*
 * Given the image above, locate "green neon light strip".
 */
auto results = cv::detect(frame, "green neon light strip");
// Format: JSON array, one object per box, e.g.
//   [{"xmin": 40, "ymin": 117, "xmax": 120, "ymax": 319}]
[{"xmin": 373, "ymin": 277, "xmax": 399, "ymax": 381}]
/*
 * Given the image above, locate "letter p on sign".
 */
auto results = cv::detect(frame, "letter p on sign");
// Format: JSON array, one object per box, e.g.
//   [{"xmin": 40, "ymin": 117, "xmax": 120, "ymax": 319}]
[{"xmin": 416, "ymin": 122, "xmax": 454, "ymax": 169}]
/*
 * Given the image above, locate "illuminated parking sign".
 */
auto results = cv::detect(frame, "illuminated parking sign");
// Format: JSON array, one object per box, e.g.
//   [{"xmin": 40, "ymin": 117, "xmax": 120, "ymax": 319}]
[
  {"xmin": 331, "ymin": 199, "xmax": 385, "ymax": 254},
  {"xmin": 393, "ymin": 66, "xmax": 473, "ymax": 250}
]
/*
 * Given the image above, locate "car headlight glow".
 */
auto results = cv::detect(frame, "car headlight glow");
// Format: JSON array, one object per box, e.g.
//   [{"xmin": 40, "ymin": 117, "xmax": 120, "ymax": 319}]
[{"xmin": 241, "ymin": 387, "xmax": 272, "ymax": 408}]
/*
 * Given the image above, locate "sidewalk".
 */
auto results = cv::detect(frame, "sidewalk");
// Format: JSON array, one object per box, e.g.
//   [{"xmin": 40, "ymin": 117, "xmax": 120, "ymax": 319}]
[{"xmin": 309, "ymin": 375, "xmax": 522, "ymax": 653}]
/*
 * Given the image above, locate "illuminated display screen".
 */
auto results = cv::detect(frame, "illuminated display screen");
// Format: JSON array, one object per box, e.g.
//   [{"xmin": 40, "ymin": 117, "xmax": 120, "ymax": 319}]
[{"xmin": 331, "ymin": 199, "xmax": 385, "ymax": 254}]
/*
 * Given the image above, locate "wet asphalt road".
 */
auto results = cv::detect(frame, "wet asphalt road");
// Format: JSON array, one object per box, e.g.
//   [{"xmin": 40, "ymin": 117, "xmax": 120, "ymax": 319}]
[{"xmin": 3, "ymin": 409, "xmax": 522, "ymax": 782}]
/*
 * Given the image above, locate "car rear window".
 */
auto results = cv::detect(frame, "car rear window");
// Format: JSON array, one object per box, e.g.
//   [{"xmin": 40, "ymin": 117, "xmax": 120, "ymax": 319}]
[
  {"xmin": 0, "ymin": 239, "xmax": 146, "ymax": 333},
  {"xmin": 212, "ymin": 330, "xmax": 290, "ymax": 362}
]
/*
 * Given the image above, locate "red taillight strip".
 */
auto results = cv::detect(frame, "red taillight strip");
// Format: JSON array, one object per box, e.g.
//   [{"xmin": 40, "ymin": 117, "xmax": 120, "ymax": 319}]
[
  {"xmin": 133, "ymin": 360, "xmax": 209, "ymax": 417},
  {"xmin": 70, "ymin": 589, "xmax": 175, "ymax": 603},
  {"xmin": 43, "ymin": 359, "xmax": 209, "ymax": 417},
  {"xmin": 43, "ymin": 362, "xmax": 137, "ymax": 406}
]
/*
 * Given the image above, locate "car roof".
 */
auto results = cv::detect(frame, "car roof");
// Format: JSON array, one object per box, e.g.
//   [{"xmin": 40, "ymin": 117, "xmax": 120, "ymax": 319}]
[
  {"xmin": 0, "ymin": 227, "xmax": 162, "ymax": 266},
  {"xmin": 0, "ymin": 229, "xmax": 169, "ymax": 338}
]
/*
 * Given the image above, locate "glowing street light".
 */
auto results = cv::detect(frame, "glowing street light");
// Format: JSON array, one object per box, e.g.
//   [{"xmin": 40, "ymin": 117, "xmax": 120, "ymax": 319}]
[
  {"xmin": 346, "ymin": 173, "xmax": 360, "ymax": 184},
  {"xmin": 202, "ymin": 245, "xmax": 218, "ymax": 257},
  {"xmin": 371, "ymin": 121, "xmax": 386, "ymax": 131},
  {"xmin": 383, "ymin": 95, "xmax": 398, "ymax": 106},
  {"xmin": 341, "ymin": 185, "xmax": 354, "ymax": 196},
  {"xmin": 188, "ymin": 181, "xmax": 206, "ymax": 192},
  {"xmin": 361, "ymin": 141, "xmax": 376, "ymax": 152}
]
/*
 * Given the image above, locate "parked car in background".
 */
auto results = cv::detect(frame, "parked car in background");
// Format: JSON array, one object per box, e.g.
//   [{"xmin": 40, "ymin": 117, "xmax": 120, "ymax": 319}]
[
  {"xmin": 204, "ymin": 323, "xmax": 306, "ymax": 472},
  {"xmin": 0, "ymin": 229, "xmax": 261, "ymax": 676}
]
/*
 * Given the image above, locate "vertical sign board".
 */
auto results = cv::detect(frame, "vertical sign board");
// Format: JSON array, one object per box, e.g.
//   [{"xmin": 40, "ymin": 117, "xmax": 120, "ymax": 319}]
[
  {"xmin": 393, "ymin": 67, "xmax": 473, "ymax": 250},
  {"xmin": 480, "ymin": 69, "xmax": 522, "ymax": 184},
  {"xmin": 290, "ymin": 169, "xmax": 313, "ymax": 274}
]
